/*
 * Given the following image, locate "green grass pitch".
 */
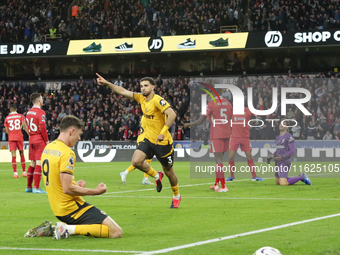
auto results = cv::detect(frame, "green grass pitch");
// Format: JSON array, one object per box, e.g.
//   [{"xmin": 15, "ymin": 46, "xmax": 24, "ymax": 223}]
[{"xmin": 0, "ymin": 161, "xmax": 340, "ymax": 255}]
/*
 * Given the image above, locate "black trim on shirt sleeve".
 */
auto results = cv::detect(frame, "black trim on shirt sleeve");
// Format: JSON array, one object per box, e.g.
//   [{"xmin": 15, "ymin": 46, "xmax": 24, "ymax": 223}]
[
  {"xmin": 162, "ymin": 106, "xmax": 170, "ymax": 114},
  {"xmin": 60, "ymin": 171, "xmax": 73, "ymax": 175}
]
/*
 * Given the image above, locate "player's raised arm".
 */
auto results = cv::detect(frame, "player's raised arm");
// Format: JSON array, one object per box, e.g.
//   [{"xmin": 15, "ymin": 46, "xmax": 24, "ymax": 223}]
[{"xmin": 96, "ymin": 73, "xmax": 134, "ymax": 99}]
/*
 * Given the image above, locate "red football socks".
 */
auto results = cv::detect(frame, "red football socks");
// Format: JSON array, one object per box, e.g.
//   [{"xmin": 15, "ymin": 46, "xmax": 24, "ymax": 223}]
[
  {"xmin": 216, "ymin": 163, "xmax": 226, "ymax": 188},
  {"xmin": 33, "ymin": 165, "xmax": 42, "ymax": 189},
  {"xmin": 248, "ymin": 159, "xmax": 257, "ymax": 178},
  {"xmin": 27, "ymin": 166, "xmax": 34, "ymax": 188},
  {"xmin": 12, "ymin": 157, "xmax": 17, "ymax": 173},
  {"xmin": 229, "ymin": 160, "xmax": 235, "ymax": 178},
  {"xmin": 20, "ymin": 155, "xmax": 26, "ymax": 172}
]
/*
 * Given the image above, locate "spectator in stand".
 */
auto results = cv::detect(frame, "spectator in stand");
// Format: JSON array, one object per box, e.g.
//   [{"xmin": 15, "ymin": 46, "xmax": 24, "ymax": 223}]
[
  {"xmin": 82, "ymin": 125, "xmax": 92, "ymax": 141},
  {"xmin": 291, "ymin": 122, "xmax": 301, "ymax": 139},
  {"xmin": 323, "ymin": 131, "xmax": 333, "ymax": 140},
  {"xmin": 92, "ymin": 126, "xmax": 101, "ymax": 141},
  {"xmin": 108, "ymin": 125, "xmax": 116, "ymax": 141},
  {"xmin": 332, "ymin": 117, "xmax": 340, "ymax": 134},
  {"xmin": 175, "ymin": 119, "xmax": 184, "ymax": 141},
  {"xmin": 58, "ymin": 108, "xmax": 67, "ymax": 119},
  {"xmin": 306, "ymin": 121, "xmax": 316, "ymax": 140},
  {"xmin": 55, "ymin": 124, "xmax": 61, "ymax": 136},
  {"xmin": 100, "ymin": 126, "xmax": 108, "ymax": 141},
  {"xmin": 315, "ymin": 124, "xmax": 324, "ymax": 140},
  {"xmin": 321, "ymin": 118, "xmax": 330, "ymax": 136},
  {"xmin": 286, "ymin": 108, "xmax": 294, "ymax": 119},
  {"xmin": 183, "ymin": 115, "xmax": 190, "ymax": 140},
  {"xmin": 116, "ymin": 127, "xmax": 124, "ymax": 141}
]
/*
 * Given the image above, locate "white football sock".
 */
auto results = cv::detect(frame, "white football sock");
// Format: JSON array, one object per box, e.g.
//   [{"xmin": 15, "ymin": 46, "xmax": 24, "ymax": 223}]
[
  {"xmin": 65, "ymin": 224, "xmax": 76, "ymax": 235},
  {"xmin": 173, "ymin": 194, "xmax": 181, "ymax": 200}
]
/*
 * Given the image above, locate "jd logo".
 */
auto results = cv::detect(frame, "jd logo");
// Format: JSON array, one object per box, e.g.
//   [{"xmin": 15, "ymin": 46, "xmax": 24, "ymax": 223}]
[
  {"xmin": 148, "ymin": 37, "xmax": 163, "ymax": 52},
  {"xmin": 265, "ymin": 31, "xmax": 283, "ymax": 47},
  {"xmin": 76, "ymin": 141, "xmax": 117, "ymax": 162}
]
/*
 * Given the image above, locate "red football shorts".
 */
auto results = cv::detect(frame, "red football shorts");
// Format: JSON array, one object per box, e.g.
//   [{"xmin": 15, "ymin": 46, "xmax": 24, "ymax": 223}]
[
  {"xmin": 210, "ymin": 138, "xmax": 229, "ymax": 153},
  {"xmin": 9, "ymin": 141, "xmax": 24, "ymax": 151},
  {"xmin": 29, "ymin": 142, "xmax": 46, "ymax": 160},
  {"xmin": 229, "ymin": 137, "xmax": 252, "ymax": 151}
]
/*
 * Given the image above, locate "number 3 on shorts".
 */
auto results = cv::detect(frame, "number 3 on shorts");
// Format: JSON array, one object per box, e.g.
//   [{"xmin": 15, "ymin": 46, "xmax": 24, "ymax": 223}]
[{"xmin": 167, "ymin": 156, "xmax": 173, "ymax": 164}]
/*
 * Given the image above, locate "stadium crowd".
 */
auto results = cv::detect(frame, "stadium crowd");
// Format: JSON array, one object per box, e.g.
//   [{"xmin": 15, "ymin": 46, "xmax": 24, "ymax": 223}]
[
  {"xmin": 1, "ymin": 0, "xmax": 340, "ymax": 43},
  {"xmin": 0, "ymin": 76, "xmax": 190, "ymax": 141},
  {"xmin": 0, "ymin": 72, "xmax": 339, "ymax": 142},
  {"xmin": 189, "ymin": 73, "xmax": 340, "ymax": 142},
  {"xmin": 233, "ymin": 72, "xmax": 340, "ymax": 141}
]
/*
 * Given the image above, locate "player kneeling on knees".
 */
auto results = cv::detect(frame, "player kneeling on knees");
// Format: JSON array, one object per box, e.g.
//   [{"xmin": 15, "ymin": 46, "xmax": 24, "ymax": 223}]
[
  {"xmin": 267, "ymin": 120, "xmax": 311, "ymax": 186},
  {"xmin": 24, "ymin": 115, "xmax": 122, "ymax": 239}
]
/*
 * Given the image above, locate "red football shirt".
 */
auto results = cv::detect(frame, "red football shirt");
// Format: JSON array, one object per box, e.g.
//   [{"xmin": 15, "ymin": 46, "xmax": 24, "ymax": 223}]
[
  {"xmin": 231, "ymin": 107, "xmax": 253, "ymax": 138},
  {"xmin": 231, "ymin": 105, "xmax": 264, "ymax": 137},
  {"xmin": 26, "ymin": 106, "xmax": 49, "ymax": 144},
  {"xmin": 205, "ymin": 98, "xmax": 233, "ymax": 139},
  {"xmin": 4, "ymin": 112, "xmax": 25, "ymax": 141}
]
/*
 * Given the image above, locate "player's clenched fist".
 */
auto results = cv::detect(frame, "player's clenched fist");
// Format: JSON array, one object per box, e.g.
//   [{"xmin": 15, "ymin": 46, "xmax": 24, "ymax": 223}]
[
  {"xmin": 96, "ymin": 182, "xmax": 107, "ymax": 194},
  {"xmin": 77, "ymin": 180, "xmax": 86, "ymax": 188}
]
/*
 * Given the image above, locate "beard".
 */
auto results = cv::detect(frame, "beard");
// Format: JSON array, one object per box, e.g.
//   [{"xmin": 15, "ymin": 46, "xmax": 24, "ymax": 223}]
[{"xmin": 143, "ymin": 90, "xmax": 152, "ymax": 97}]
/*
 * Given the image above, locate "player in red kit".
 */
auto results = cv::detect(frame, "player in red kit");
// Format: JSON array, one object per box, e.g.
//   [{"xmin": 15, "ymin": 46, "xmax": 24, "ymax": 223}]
[
  {"xmin": 185, "ymin": 96, "xmax": 233, "ymax": 192},
  {"xmin": 25, "ymin": 93, "xmax": 49, "ymax": 194},
  {"xmin": 226, "ymin": 98, "xmax": 265, "ymax": 181},
  {"xmin": 4, "ymin": 104, "xmax": 29, "ymax": 178}
]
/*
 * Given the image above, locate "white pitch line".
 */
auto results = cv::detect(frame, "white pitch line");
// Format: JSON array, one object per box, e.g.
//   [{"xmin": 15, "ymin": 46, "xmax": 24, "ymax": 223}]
[
  {"xmin": 139, "ymin": 213, "xmax": 340, "ymax": 255},
  {"xmin": 0, "ymin": 247, "xmax": 145, "ymax": 253},
  {"xmin": 101, "ymin": 195, "xmax": 340, "ymax": 201}
]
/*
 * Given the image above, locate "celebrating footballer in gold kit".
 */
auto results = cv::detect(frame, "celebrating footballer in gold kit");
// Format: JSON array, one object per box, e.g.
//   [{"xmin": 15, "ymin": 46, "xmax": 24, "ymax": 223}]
[
  {"xmin": 96, "ymin": 74, "xmax": 181, "ymax": 208},
  {"xmin": 24, "ymin": 115, "xmax": 122, "ymax": 239},
  {"xmin": 42, "ymin": 140, "xmax": 85, "ymax": 217}
]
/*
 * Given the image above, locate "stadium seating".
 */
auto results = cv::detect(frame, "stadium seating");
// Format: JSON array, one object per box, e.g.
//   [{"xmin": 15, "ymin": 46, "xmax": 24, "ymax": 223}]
[
  {"xmin": 0, "ymin": 73, "xmax": 338, "ymax": 141},
  {"xmin": 1, "ymin": 0, "xmax": 335, "ymax": 42}
]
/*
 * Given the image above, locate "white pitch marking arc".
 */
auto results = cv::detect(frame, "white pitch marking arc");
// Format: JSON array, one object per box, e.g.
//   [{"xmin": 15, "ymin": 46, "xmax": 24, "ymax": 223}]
[{"xmin": 138, "ymin": 213, "xmax": 340, "ymax": 255}]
